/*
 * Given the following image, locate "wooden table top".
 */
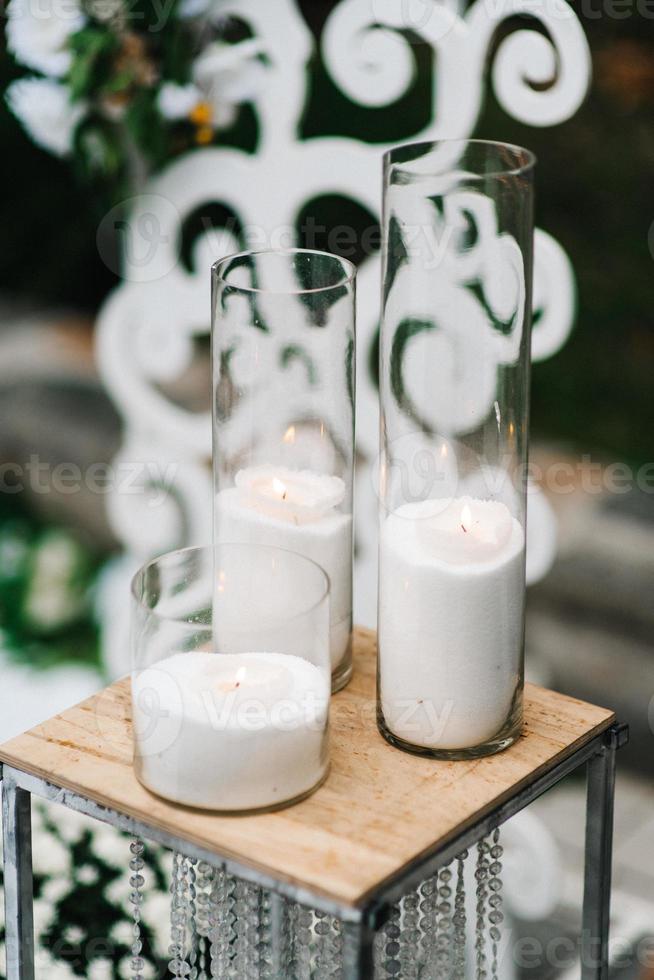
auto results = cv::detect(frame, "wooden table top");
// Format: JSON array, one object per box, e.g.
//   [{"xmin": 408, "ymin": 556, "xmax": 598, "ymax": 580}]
[{"xmin": 0, "ymin": 628, "xmax": 614, "ymax": 909}]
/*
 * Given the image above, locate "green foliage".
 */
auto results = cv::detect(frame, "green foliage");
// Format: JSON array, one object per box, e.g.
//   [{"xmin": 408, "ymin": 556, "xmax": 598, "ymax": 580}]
[
  {"xmin": 73, "ymin": 116, "xmax": 123, "ymax": 179},
  {"xmin": 124, "ymin": 88, "xmax": 166, "ymax": 164},
  {"xmin": 0, "ymin": 803, "xmax": 171, "ymax": 979},
  {"xmin": 0, "ymin": 501, "xmax": 103, "ymax": 671},
  {"xmin": 159, "ymin": 17, "xmax": 194, "ymax": 85},
  {"xmin": 68, "ymin": 27, "xmax": 119, "ymax": 100}
]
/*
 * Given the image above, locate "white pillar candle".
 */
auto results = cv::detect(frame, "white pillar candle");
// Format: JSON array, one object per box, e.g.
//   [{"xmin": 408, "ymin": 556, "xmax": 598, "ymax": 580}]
[
  {"xmin": 133, "ymin": 650, "xmax": 329, "ymax": 811},
  {"xmin": 378, "ymin": 496, "xmax": 525, "ymax": 751},
  {"xmin": 215, "ymin": 465, "xmax": 352, "ymax": 671}
]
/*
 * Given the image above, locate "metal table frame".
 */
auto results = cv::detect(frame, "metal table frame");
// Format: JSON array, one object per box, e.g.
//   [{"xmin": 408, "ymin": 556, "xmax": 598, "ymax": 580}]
[{"xmin": 1, "ymin": 722, "xmax": 628, "ymax": 980}]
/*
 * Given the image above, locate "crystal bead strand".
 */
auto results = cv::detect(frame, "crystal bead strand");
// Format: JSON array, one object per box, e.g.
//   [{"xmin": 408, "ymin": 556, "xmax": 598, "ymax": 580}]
[
  {"xmin": 452, "ymin": 851, "xmax": 468, "ymax": 980},
  {"xmin": 230, "ymin": 879, "xmax": 248, "ymax": 977},
  {"xmin": 417, "ymin": 874, "xmax": 439, "ymax": 973},
  {"xmin": 229, "ymin": 879, "xmax": 262, "ymax": 978},
  {"xmin": 194, "ymin": 861, "xmax": 215, "ymax": 980},
  {"xmin": 398, "ymin": 889, "xmax": 421, "ymax": 980},
  {"xmin": 187, "ymin": 860, "xmax": 199, "ymax": 979},
  {"xmin": 244, "ymin": 882, "xmax": 264, "ymax": 978},
  {"xmin": 435, "ymin": 864, "xmax": 454, "ymax": 979},
  {"xmin": 475, "ymin": 838, "xmax": 491, "ymax": 980},
  {"xmin": 264, "ymin": 892, "xmax": 293, "ymax": 978},
  {"xmin": 257, "ymin": 889, "xmax": 275, "ymax": 978},
  {"xmin": 329, "ymin": 912, "xmax": 345, "ymax": 978},
  {"xmin": 487, "ymin": 829, "xmax": 504, "ymax": 980},
  {"xmin": 376, "ymin": 902, "xmax": 402, "ymax": 978},
  {"xmin": 208, "ymin": 869, "xmax": 236, "ymax": 978},
  {"xmin": 250, "ymin": 884, "xmax": 267, "ymax": 978},
  {"xmin": 169, "ymin": 852, "xmax": 191, "ymax": 978},
  {"xmin": 313, "ymin": 909, "xmax": 344, "ymax": 977},
  {"xmin": 289, "ymin": 902, "xmax": 314, "ymax": 980},
  {"xmin": 129, "ymin": 839, "xmax": 146, "ymax": 980}
]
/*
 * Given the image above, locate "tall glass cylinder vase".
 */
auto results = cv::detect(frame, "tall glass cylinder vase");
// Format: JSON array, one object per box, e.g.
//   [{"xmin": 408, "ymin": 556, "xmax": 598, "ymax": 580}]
[
  {"xmin": 378, "ymin": 140, "xmax": 535, "ymax": 759},
  {"xmin": 212, "ymin": 249, "xmax": 356, "ymax": 692}
]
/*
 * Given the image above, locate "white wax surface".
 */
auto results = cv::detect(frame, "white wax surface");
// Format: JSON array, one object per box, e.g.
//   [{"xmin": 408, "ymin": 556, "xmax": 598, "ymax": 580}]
[
  {"xmin": 133, "ymin": 651, "xmax": 329, "ymax": 811},
  {"xmin": 215, "ymin": 487, "xmax": 352, "ymax": 670},
  {"xmin": 378, "ymin": 499, "xmax": 525, "ymax": 750},
  {"xmin": 235, "ymin": 465, "xmax": 345, "ymax": 523}
]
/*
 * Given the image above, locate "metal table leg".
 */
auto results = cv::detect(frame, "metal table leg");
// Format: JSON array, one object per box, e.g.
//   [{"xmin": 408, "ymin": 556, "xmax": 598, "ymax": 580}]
[
  {"xmin": 2, "ymin": 776, "xmax": 35, "ymax": 980},
  {"xmin": 581, "ymin": 724, "xmax": 628, "ymax": 980},
  {"xmin": 342, "ymin": 915, "xmax": 376, "ymax": 979},
  {"xmin": 269, "ymin": 891, "xmax": 287, "ymax": 973}
]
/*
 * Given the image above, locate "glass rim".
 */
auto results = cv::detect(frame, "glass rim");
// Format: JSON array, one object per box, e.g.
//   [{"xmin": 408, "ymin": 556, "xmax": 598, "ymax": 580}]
[
  {"xmin": 211, "ymin": 247, "xmax": 357, "ymax": 296},
  {"xmin": 130, "ymin": 542, "xmax": 331, "ymax": 625},
  {"xmin": 384, "ymin": 138, "xmax": 537, "ymax": 181}
]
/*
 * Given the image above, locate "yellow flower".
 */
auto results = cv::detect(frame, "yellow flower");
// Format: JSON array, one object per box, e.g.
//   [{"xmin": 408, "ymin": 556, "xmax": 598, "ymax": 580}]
[
  {"xmin": 189, "ymin": 101, "xmax": 212, "ymax": 126},
  {"xmin": 195, "ymin": 125, "xmax": 213, "ymax": 145}
]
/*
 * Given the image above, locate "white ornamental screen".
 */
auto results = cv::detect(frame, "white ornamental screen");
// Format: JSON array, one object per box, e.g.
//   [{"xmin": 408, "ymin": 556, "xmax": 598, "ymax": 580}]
[{"xmin": 96, "ymin": 0, "xmax": 590, "ymax": 650}]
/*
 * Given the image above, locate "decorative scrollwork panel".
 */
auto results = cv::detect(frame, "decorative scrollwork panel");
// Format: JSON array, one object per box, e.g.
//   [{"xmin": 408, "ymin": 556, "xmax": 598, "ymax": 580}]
[{"xmin": 96, "ymin": 0, "xmax": 591, "ymax": 662}]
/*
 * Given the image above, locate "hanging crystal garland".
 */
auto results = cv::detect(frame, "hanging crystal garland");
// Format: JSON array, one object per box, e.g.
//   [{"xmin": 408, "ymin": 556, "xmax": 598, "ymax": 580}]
[
  {"xmin": 154, "ymin": 828, "xmax": 503, "ymax": 979},
  {"xmin": 129, "ymin": 838, "xmax": 146, "ymax": 980},
  {"xmin": 418, "ymin": 873, "xmax": 439, "ymax": 971},
  {"xmin": 195, "ymin": 860, "xmax": 214, "ymax": 980},
  {"xmin": 313, "ymin": 909, "xmax": 343, "ymax": 977},
  {"xmin": 399, "ymin": 887, "xmax": 421, "ymax": 980},
  {"xmin": 170, "ymin": 852, "xmax": 192, "ymax": 978},
  {"xmin": 453, "ymin": 850, "xmax": 468, "ymax": 980},
  {"xmin": 208, "ymin": 867, "xmax": 235, "ymax": 975},
  {"xmin": 475, "ymin": 829, "xmax": 505, "ymax": 980},
  {"xmin": 488, "ymin": 830, "xmax": 504, "ymax": 980},
  {"xmin": 230, "ymin": 878, "xmax": 262, "ymax": 977},
  {"xmin": 376, "ymin": 901, "xmax": 401, "ymax": 978},
  {"xmin": 258, "ymin": 888, "xmax": 277, "ymax": 978},
  {"xmin": 373, "ymin": 832, "xmax": 503, "ymax": 980},
  {"xmin": 187, "ymin": 858, "xmax": 200, "ymax": 979},
  {"xmin": 434, "ymin": 864, "xmax": 454, "ymax": 978},
  {"xmin": 475, "ymin": 838, "xmax": 490, "ymax": 980},
  {"xmin": 290, "ymin": 901, "xmax": 316, "ymax": 978}
]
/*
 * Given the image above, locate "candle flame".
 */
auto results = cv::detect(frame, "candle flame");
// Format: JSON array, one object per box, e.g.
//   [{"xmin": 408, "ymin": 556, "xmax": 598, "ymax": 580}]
[
  {"xmin": 217, "ymin": 570, "xmax": 226, "ymax": 593},
  {"xmin": 272, "ymin": 477, "xmax": 287, "ymax": 500},
  {"xmin": 235, "ymin": 666, "xmax": 247, "ymax": 688},
  {"xmin": 461, "ymin": 503, "xmax": 472, "ymax": 532},
  {"xmin": 440, "ymin": 443, "xmax": 448, "ymax": 458},
  {"xmin": 283, "ymin": 425, "xmax": 296, "ymax": 444}
]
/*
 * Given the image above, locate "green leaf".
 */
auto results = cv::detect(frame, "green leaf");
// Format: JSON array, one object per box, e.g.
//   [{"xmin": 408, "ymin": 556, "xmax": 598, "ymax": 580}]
[
  {"xmin": 125, "ymin": 90, "xmax": 166, "ymax": 165},
  {"xmin": 68, "ymin": 27, "xmax": 118, "ymax": 100},
  {"xmin": 102, "ymin": 69, "xmax": 136, "ymax": 94},
  {"xmin": 160, "ymin": 24, "xmax": 193, "ymax": 85},
  {"xmin": 74, "ymin": 118, "xmax": 124, "ymax": 179}
]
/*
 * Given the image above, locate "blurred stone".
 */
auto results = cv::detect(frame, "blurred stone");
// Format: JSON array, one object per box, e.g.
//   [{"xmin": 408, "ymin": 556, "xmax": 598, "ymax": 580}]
[
  {"xmin": 527, "ymin": 446, "xmax": 654, "ymax": 776},
  {"xmin": 0, "ymin": 306, "xmax": 121, "ymax": 550}
]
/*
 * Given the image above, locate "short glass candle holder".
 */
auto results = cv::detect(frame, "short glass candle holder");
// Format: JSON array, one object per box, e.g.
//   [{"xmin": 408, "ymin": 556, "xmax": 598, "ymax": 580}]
[
  {"xmin": 131, "ymin": 543, "xmax": 331, "ymax": 812},
  {"xmin": 212, "ymin": 248, "xmax": 356, "ymax": 693},
  {"xmin": 378, "ymin": 139, "xmax": 535, "ymax": 760}
]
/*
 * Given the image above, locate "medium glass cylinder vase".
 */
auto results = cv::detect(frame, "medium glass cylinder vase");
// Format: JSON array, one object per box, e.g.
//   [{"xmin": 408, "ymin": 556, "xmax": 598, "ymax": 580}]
[
  {"xmin": 212, "ymin": 249, "xmax": 356, "ymax": 692},
  {"xmin": 377, "ymin": 140, "xmax": 535, "ymax": 759}
]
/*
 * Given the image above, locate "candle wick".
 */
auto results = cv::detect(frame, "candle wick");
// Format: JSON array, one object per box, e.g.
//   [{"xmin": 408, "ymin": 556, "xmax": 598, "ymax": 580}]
[
  {"xmin": 461, "ymin": 523, "xmax": 468, "ymax": 533},
  {"xmin": 282, "ymin": 491, "xmax": 287, "ymax": 500}
]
